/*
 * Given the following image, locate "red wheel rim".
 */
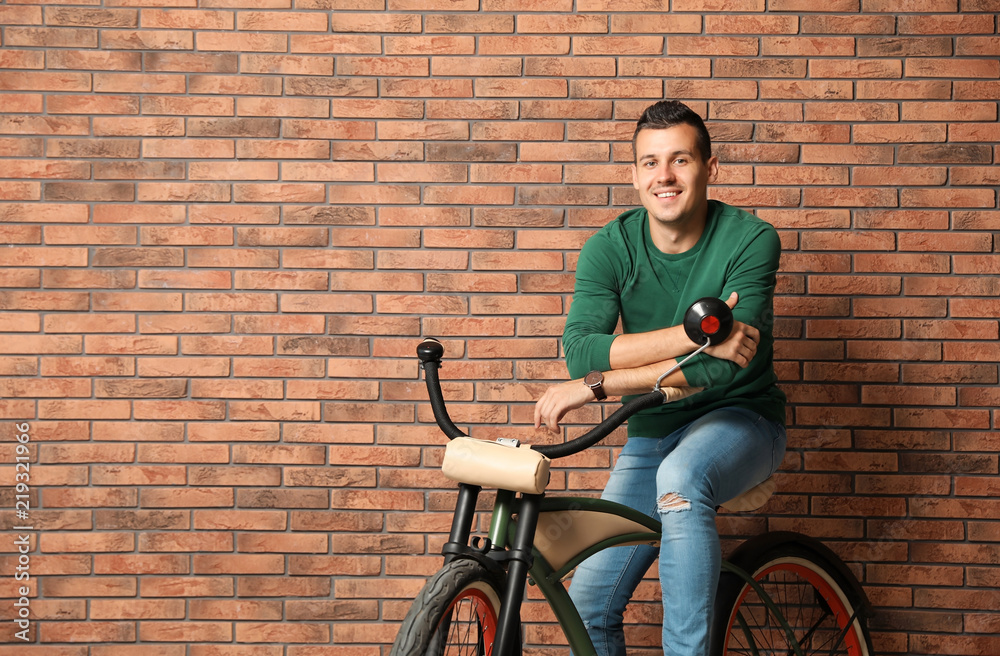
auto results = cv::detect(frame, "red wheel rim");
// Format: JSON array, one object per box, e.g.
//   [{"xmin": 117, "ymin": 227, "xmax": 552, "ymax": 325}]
[
  {"xmin": 441, "ymin": 587, "xmax": 498, "ymax": 651},
  {"xmin": 724, "ymin": 561, "xmax": 865, "ymax": 655}
]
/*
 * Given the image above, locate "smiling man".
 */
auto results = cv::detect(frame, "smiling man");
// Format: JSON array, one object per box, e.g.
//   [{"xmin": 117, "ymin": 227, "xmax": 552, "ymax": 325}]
[{"xmin": 534, "ymin": 100, "xmax": 787, "ymax": 655}]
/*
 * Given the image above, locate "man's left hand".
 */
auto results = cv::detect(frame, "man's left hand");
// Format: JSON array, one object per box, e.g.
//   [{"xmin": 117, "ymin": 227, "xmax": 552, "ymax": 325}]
[
  {"xmin": 705, "ymin": 292, "xmax": 759, "ymax": 368},
  {"xmin": 533, "ymin": 379, "xmax": 595, "ymax": 432}
]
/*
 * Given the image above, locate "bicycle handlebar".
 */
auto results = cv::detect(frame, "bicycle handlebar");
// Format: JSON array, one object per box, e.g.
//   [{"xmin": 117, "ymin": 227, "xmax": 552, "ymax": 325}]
[
  {"xmin": 532, "ymin": 390, "xmax": 665, "ymax": 459},
  {"xmin": 416, "ymin": 338, "xmax": 467, "ymax": 440},
  {"xmin": 417, "ymin": 337, "xmax": 665, "ymax": 459},
  {"xmin": 416, "ymin": 297, "xmax": 734, "ymax": 460}
]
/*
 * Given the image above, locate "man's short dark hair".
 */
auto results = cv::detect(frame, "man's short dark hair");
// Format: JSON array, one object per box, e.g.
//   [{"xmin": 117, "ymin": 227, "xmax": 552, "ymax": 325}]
[{"xmin": 632, "ymin": 100, "xmax": 712, "ymax": 163}]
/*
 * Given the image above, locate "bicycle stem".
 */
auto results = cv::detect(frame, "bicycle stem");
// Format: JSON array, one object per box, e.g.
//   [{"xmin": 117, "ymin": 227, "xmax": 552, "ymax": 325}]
[{"xmin": 487, "ymin": 490, "xmax": 516, "ymax": 548}]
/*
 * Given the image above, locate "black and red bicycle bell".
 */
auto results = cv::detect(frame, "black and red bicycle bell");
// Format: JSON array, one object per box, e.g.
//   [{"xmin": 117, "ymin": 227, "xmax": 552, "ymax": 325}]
[{"xmin": 683, "ymin": 297, "xmax": 734, "ymax": 346}]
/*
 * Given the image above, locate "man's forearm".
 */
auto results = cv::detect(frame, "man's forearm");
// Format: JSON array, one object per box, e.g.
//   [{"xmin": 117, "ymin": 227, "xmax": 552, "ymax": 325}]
[
  {"xmin": 608, "ymin": 324, "xmax": 698, "ymax": 370},
  {"xmin": 603, "ymin": 357, "xmax": 689, "ymax": 396}
]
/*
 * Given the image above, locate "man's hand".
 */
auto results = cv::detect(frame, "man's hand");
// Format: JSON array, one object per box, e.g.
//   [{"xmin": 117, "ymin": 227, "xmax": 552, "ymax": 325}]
[
  {"xmin": 659, "ymin": 385, "xmax": 704, "ymax": 403},
  {"xmin": 533, "ymin": 378, "xmax": 596, "ymax": 432},
  {"xmin": 533, "ymin": 374, "xmax": 706, "ymax": 432},
  {"xmin": 704, "ymin": 292, "xmax": 759, "ymax": 368}
]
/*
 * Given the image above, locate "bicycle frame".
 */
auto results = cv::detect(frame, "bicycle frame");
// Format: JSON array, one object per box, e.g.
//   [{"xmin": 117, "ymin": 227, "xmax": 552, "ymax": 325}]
[
  {"xmin": 441, "ymin": 482, "xmax": 664, "ymax": 656},
  {"xmin": 441, "ymin": 483, "xmax": 817, "ymax": 656},
  {"xmin": 525, "ymin": 497, "xmax": 661, "ymax": 656},
  {"xmin": 411, "ymin": 329, "xmax": 870, "ymax": 656}
]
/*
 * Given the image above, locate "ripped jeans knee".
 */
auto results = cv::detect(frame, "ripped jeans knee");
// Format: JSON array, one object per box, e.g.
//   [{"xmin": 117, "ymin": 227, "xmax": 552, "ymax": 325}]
[{"xmin": 656, "ymin": 491, "xmax": 692, "ymax": 514}]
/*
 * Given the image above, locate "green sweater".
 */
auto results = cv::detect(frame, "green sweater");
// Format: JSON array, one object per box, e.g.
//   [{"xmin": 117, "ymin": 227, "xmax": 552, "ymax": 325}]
[{"xmin": 563, "ymin": 200, "xmax": 786, "ymax": 437}]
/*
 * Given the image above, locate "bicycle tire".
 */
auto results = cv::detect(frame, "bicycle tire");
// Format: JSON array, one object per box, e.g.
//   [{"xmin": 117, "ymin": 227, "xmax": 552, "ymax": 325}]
[
  {"xmin": 712, "ymin": 540, "xmax": 873, "ymax": 656},
  {"xmin": 390, "ymin": 558, "xmax": 522, "ymax": 656}
]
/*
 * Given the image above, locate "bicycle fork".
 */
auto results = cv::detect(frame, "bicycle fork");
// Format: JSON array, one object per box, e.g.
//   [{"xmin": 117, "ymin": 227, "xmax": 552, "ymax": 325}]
[
  {"xmin": 440, "ymin": 484, "xmax": 541, "ymax": 656},
  {"xmin": 493, "ymin": 492, "xmax": 540, "ymax": 656}
]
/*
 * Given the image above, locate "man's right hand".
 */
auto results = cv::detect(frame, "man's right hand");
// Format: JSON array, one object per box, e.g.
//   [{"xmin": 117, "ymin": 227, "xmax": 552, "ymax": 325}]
[{"xmin": 704, "ymin": 292, "xmax": 759, "ymax": 368}]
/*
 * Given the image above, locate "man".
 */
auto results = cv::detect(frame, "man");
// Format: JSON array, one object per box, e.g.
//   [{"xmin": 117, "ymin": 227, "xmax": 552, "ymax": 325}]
[{"xmin": 533, "ymin": 100, "xmax": 787, "ymax": 656}]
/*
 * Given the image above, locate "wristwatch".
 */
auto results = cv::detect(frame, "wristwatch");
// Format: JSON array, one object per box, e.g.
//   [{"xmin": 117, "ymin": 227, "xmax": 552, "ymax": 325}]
[{"xmin": 584, "ymin": 370, "xmax": 607, "ymax": 401}]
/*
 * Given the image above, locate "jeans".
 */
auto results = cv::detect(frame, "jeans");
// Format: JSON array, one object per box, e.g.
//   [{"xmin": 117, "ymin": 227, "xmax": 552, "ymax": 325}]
[{"xmin": 568, "ymin": 406, "xmax": 787, "ymax": 656}]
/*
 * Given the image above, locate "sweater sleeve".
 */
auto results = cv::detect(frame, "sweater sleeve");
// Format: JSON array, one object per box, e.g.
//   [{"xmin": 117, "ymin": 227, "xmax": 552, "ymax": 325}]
[
  {"xmin": 680, "ymin": 223, "xmax": 781, "ymax": 388},
  {"xmin": 562, "ymin": 231, "xmax": 622, "ymax": 379}
]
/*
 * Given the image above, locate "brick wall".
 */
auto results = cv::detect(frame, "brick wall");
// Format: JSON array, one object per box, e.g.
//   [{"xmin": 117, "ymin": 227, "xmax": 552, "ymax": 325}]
[{"xmin": 1, "ymin": 0, "xmax": 999, "ymax": 654}]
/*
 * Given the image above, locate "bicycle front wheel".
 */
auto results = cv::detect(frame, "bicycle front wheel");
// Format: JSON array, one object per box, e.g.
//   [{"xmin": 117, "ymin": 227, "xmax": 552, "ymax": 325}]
[
  {"xmin": 713, "ymin": 542, "xmax": 873, "ymax": 656},
  {"xmin": 390, "ymin": 558, "xmax": 520, "ymax": 656}
]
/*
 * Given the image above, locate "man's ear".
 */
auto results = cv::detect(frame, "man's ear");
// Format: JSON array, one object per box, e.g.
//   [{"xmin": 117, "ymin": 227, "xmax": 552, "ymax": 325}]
[
  {"xmin": 631, "ymin": 163, "xmax": 639, "ymax": 189},
  {"xmin": 706, "ymin": 156, "xmax": 719, "ymax": 184}
]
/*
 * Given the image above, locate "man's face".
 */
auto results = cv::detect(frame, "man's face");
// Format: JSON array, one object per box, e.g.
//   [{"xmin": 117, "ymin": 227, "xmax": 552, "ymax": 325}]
[{"xmin": 631, "ymin": 123, "xmax": 718, "ymax": 233}]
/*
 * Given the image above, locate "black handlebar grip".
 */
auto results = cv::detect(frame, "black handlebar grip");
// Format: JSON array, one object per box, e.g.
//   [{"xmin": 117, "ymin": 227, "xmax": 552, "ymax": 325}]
[
  {"xmin": 417, "ymin": 337, "xmax": 444, "ymax": 364},
  {"xmin": 416, "ymin": 337, "xmax": 467, "ymax": 440}
]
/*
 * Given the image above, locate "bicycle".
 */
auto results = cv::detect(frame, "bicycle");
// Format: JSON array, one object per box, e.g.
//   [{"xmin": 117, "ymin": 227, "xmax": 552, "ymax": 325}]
[{"xmin": 390, "ymin": 298, "xmax": 875, "ymax": 656}]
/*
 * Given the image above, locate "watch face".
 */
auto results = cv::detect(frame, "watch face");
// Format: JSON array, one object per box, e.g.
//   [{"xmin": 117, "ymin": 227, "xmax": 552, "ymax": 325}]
[{"xmin": 585, "ymin": 371, "xmax": 603, "ymax": 386}]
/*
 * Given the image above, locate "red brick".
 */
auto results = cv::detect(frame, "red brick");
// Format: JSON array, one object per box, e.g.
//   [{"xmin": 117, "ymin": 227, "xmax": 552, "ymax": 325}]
[
  {"xmin": 760, "ymin": 80, "xmax": 853, "ymax": 100},
  {"xmin": 906, "ymin": 275, "xmax": 998, "ymax": 297},
  {"xmin": 0, "ymin": 334, "xmax": 81, "ymax": 355},
  {"xmin": 475, "ymin": 35, "xmax": 569, "ymax": 55},
  {"xmin": 808, "ymin": 275, "xmax": 901, "ymax": 296},
  {"xmin": 431, "ymin": 56, "xmax": 521, "ymax": 77},
  {"xmin": 137, "ymin": 577, "xmax": 232, "ymax": 598},
  {"xmin": 377, "ymin": 121, "xmax": 468, "ymax": 142},
  {"xmin": 619, "ymin": 58, "xmax": 711, "ymax": 80},
  {"xmin": 424, "ymin": 100, "xmax": 521, "ymax": 123},
  {"xmin": 809, "ymin": 59, "xmax": 902, "ymax": 79},
  {"xmin": 519, "ymin": 185, "xmax": 609, "ymax": 206},
  {"xmin": 854, "ymin": 209, "xmax": 948, "ymax": 231},
  {"xmin": 5, "ymin": 27, "xmax": 97, "ymax": 50},
  {"xmin": 847, "ymin": 340, "xmax": 942, "ymax": 364},
  {"xmin": 807, "ymin": 101, "xmax": 899, "ymax": 122},
  {"xmin": 289, "ymin": 32, "xmax": 381, "ymax": 54},
  {"xmin": 908, "ymin": 57, "xmax": 1000, "ymax": 78},
  {"xmin": 902, "ymin": 233, "xmax": 992, "ymax": 253},
  {"xmin": 854, "ymin": 253, "xmax": 951, "ymax": 273},
  {"xmin": 141, "ymin": 487, "xmax": 234, "ymax": 509},
  {"xmin": 138, "ymin": 622, "xmax": 233, "ymax": 643},
  {"xmin": 332, "ymin": 11, "xmax": 420, "ymax": 32},
  {"xmin": 765, "ymin": 36, "xmax": 857, "ymax": 57},
  {"xmin": 800, "ymin": 230, "xmax": 896, "ymax": 251},
  {"xmin": 39, "ymin": 622, "xmax": 136, "ymax": 643},
  {"xmin": 384, "ymin": 35, "xmax": 475, "ymax": 55},
  {"xmin": 90, "ymin": 599, "xmax": 186, "ymax": 620},
  {"xmin": 854, "ymin": 166, "xmax": 947, "ymax": 186},
  {"xmin": 478, "ymin": 77, "xmax": 568, "ymax": 98},
  {"xmin": 957, "ymin": 36, "xmax": 1000, "ymax": 56},
  {"xmin": 859, "ymin": 36, "xmax": 952, "ymax": 57},
  {"xmin": 896, "ymin": 408, "xmax": 991, "ymax": 430},
  {"xmin": 801, "ymin": 14, "xmax": 895, "ymax": 34},
  {"xmin": 756, "ymin": 165, "xmax": 848, "ymax": 186},
  {"xmin": 189, "ymin": 600, "xmax": 282, "ymax": 622},
  {"xmin": 756, "ymin": 123, "xmax": 851, "ymax": 144},
  {"xmin": 906, "ymin": 101, "xmax": 997, "ymax": 122}
]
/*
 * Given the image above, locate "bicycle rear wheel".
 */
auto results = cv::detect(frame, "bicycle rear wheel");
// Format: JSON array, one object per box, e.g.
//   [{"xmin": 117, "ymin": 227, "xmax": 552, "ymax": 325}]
[
  {"xmin": 713, "ymin": 540, "xmax": 873, "ymax": 656},
  {"xmin": 390, "ymin": 558, "xmax": 521, "ymax": 656}
]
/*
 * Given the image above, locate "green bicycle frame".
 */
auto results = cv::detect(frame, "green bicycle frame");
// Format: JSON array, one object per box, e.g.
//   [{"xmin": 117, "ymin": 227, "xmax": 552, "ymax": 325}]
[
  {"xmin": 527, "ymin": 549, "xmax": 600, "ymax": 655},
  {"xmin": 501, "ymin": 495, "xmax": 661, "ymax": 656},
  {"xmin": 492, "ymin": 493, "xmax": 808, "ymax": 656}
]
